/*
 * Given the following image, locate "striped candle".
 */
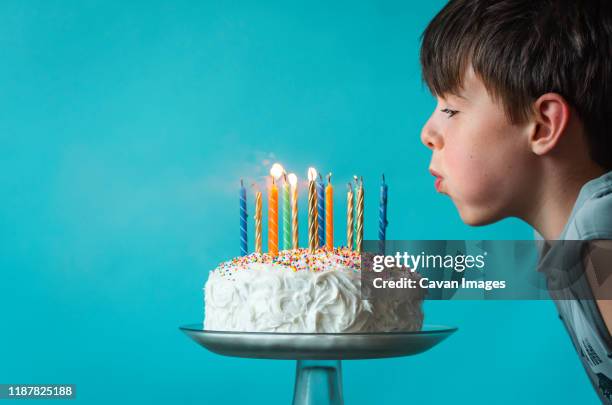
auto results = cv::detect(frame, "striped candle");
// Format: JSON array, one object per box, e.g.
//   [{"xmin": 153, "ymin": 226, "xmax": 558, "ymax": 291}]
[
  {"xmin": 353, "ymin": 176, "xmax": 359, "ymax": 250},
  {"xmin": 239, "ymin": 179, "xmax": 248, "ymax": 256},
  {"xmin": 325, "ymin": 173, "xmax": 333, "ymax": 250},
  {"xmin": 356, "ymin": 177, "xmax": 364, "ymax": 253},
  {"xmin": 282, "ymin": 174, "xmax": 291, "ymax": 250},
  {"xmin": 254, "ymin": 187, "xmax": 262, "ymax": 254},
  {"xmin": 268, "ymin": 163, "xmax": 284, "ymax": 257},
  {"xmin": 379, "ymin": 174, "xmax": 388, "ymax": 254},
  {"xmin": 288, "ymin": 173, "xmax": 299, "ymax": 249},
  {"xmin": 268, "ymin": 178, "xmax": 279, "ymax": 256},
  {"xmin": 347, "ymin": 183, "xmax": 354, "ymax": 250},
  {"xmin": 308, "ymin": 167, "xmax": 318, "ymax": 253},
  {"xmin": 317, "ymin": 173, "xmax": 325, "ymax": 247}
]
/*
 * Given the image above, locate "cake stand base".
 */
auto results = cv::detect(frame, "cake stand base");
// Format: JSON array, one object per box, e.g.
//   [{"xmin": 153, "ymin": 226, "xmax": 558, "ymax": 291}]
[{"xmin": 293, "ymin": 360, "xmax": 343, "ymax": 405}]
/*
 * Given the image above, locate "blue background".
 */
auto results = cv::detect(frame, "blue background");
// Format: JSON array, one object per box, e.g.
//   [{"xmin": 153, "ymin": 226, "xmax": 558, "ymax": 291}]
[{"xmin": 0, "ymin": 1, "xmax": 598, "ymax": 403}]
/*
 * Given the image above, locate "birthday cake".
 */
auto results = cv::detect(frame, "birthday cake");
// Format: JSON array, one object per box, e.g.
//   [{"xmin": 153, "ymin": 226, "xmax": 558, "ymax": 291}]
[{"xmin": 203, "ymin": 247, "xmax": 425, "ymax": 333}]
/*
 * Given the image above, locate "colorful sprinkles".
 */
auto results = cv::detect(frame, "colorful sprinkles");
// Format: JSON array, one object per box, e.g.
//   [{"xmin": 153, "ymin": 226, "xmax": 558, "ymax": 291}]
[{"xmin": 215, "ymin": 247, "xmax": 361, "ymax": 274}]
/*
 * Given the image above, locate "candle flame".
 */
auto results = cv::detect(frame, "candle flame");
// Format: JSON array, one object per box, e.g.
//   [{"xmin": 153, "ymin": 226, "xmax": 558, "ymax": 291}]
[
  {"xmin": 288, "ymin": 173, "xmax": 298, "ymax": 187},
  {"xmin": 307, "ymin": 167, "xmax": 318, "ymax": 181},
  {"xmin": 270, "ymin": 163, "xmax": 284, "ymax": 179}
]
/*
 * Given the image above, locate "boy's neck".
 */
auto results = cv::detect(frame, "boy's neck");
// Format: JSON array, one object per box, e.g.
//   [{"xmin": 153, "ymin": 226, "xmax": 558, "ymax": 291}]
[{"xmin": 525, "ymin": 164, "xmax": 606, "ymax": 240}]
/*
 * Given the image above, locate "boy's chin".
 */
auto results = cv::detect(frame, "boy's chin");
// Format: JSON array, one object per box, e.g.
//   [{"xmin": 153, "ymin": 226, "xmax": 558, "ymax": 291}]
[{"xmin": 456, "ymin": 204, "xmax": 505, "ymax": 227}]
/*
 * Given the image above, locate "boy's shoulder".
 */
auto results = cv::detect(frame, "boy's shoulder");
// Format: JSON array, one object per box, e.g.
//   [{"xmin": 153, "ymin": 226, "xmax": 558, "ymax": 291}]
[{"xmin": 567, "ymin": 171, "xmax": 612, "ymax": 241}]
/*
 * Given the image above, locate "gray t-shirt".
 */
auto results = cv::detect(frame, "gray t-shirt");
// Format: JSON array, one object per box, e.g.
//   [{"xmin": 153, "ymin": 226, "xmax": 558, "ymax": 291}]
[{"xmin": 538, "ymin": 170, "xmax": 612, "ymax": 403}]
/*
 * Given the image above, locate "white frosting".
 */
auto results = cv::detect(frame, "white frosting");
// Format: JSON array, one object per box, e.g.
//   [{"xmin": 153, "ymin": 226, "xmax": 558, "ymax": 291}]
[{"xmin": 204, "ymin": 258, "xmax": 425, "ymax": 333}]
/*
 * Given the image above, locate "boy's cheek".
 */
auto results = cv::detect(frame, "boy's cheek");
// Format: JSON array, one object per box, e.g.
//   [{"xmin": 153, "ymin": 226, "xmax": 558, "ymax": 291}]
[
  {"xmin": 444, "ymin": 146, "xmax": 493, "ymax": 194},
  {"xmin": 445, "ymin": 151, "xmax": 507, "ymax": 209},
  {"xmin": 446, "ymin": 169, "xmax": 507, "ymax": 225},
  {"xmin": 452, "ymin": 171, "xmax": 494, "ymax": 204}
]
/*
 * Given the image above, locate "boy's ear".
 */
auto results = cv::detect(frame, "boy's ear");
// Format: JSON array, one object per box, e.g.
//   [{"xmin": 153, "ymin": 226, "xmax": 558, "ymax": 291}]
[{"xmin": 528, "ymin": 93, "xmax": 571, "ymax": 155}]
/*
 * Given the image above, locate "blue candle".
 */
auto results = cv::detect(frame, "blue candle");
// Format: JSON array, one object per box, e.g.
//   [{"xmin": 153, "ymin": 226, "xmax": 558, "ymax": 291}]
[
  {"xmin": 379, "ymin": 174, "xmax": 388, "ymax": 249},
  {"xmin": 239, "ymin": 179, "xmax": 248, "ymax": 256},
  {"xmin": 317, "ymin": 174, "xmax": 325, "ymax": 247}
]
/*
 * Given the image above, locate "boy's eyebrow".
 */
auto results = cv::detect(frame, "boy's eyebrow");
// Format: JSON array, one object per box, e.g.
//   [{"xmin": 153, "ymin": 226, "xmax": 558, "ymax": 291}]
[
  {"xmin": 451, "ymin": 91, "xmax": 469, "ymax": 101},
  {"xmin": 442, "ymin": 92, "xmax": 470, "ymax": 103}
]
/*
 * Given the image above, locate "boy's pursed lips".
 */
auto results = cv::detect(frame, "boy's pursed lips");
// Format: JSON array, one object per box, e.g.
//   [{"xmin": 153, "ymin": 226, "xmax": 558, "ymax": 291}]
[{"xmin": 429, "ymin": 168, "xmax": 444, "ymax": 192}]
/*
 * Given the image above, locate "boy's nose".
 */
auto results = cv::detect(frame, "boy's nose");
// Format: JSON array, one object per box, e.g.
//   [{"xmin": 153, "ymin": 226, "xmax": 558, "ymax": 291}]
[{"xmin": 420, "ymin": 117, "xmax": 443, "ymax": 150}]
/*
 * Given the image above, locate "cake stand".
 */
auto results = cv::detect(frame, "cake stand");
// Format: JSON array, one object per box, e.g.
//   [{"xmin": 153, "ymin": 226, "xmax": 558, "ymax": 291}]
[{"xmin": 179, "ymin": 324, "xmax": 457, "ymax": 405}]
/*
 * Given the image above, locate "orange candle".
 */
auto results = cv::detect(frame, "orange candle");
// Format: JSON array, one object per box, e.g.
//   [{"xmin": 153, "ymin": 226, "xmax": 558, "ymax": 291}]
[
  {"xmin": 268, "ymin": 180, "xmax": 278, "ymax": 256},
  {"xmin": 268, "ymin": 163, "xmax": 283, "ymax": 256},
  {"xmin": 325, "ymin": 173, "xmax": 333, "ymax": 250}
]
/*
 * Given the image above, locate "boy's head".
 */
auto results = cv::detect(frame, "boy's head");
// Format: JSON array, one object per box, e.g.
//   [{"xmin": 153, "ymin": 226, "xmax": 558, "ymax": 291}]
[{"xmin": 419, "ymin": 0, "xmax": 612, "ymax": 226}]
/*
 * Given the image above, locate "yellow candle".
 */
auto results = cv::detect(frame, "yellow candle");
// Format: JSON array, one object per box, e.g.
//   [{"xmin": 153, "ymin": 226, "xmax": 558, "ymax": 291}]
[
  {"xmin": 255, "ymin": 188, "xmax": 262, "ymax": 254},
  {"xmin": 347, "ymin": 183, "xmax": 354, "ymax": 250},
  {"xmin": 325, "ymin": 173, "xmax": 333, "ymax": 250},
  {"xmin": 288, "ymin": 173, "xmax": 299, "ymax": 249},
  {"xmin": 356, "ymin": 177, "xmax": 364, "ymax": 253},
  {"xmin": 307, "ymin": 167, "xmax": 318, "ymax": 253}
]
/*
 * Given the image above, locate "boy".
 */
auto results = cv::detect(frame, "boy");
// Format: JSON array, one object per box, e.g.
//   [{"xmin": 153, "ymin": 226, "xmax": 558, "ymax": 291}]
[{"xmin": 419, "ymin": 0, "xmax": 612, "ymax": 402}]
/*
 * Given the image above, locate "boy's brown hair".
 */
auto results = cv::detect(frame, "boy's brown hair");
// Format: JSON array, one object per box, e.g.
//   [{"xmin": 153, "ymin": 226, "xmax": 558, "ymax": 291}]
[{"xmin": 420, "ymin": 0, "xmax": 612, "ymax": 169}]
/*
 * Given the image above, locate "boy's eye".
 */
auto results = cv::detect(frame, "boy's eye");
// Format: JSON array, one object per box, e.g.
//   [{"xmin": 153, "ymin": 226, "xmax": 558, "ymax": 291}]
[{"xmin": 440, "ymin": 108, "xmax": 459, "ymax": 118}]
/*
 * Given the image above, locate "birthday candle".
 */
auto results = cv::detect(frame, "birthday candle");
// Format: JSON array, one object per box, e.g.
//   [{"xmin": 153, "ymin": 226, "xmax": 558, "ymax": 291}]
[
  {"xmin": 325, "ymin": 173, "xmax": 333, "ymax": 250},
  {"xmin": 239, "ymin": 179, "xmax": 248, "ymax": 256},
  {"xmin": 317, "ymin": 174, "xmax": 325, "ymax": 247},
  {"xmin": 356, "ymin": 177, "xmax": 364, "ymax": 254},
  {"xmin": 308, "ymin": 167, "xmax": 318, "ymax": 253},
  {"xmin": 268, "ymin": 181, "xmax": 278, "ymax": 256},
  {"xmin": 347, "ymin": 183, "xmax": 354, "ymax": 250},
  {"xmin": 254, "ymin": 187, "xmax": 262, "ymax": 254},
  {"xmin": 268, "ymin": 163, "xmax": 283, "ymax": 256},
  {"xmin": 353, "ymin": 176, "xmax": 359, "ymax": 250},
  {"xmin": 379, "ymin": 174, "xmax": 388, "ymax": 253},
  {"xmin": 282, "ymin": 173, "xmax": 291, "ymax": 251},
  {"xmin": 288, "ymin": 173, "xmax": 299, "ymax": 249}
]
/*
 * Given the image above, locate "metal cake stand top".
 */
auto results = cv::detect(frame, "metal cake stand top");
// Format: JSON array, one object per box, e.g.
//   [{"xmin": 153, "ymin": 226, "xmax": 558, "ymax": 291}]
[{"xmin": 180, "ymin": 324, "xmax": 457, "ymax": 360}]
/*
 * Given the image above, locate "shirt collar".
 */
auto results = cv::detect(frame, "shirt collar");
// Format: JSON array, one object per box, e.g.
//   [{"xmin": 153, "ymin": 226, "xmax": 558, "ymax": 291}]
[{"xmin": 558, "ymin": 170, "xmax": 612, "ymax": 239}]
